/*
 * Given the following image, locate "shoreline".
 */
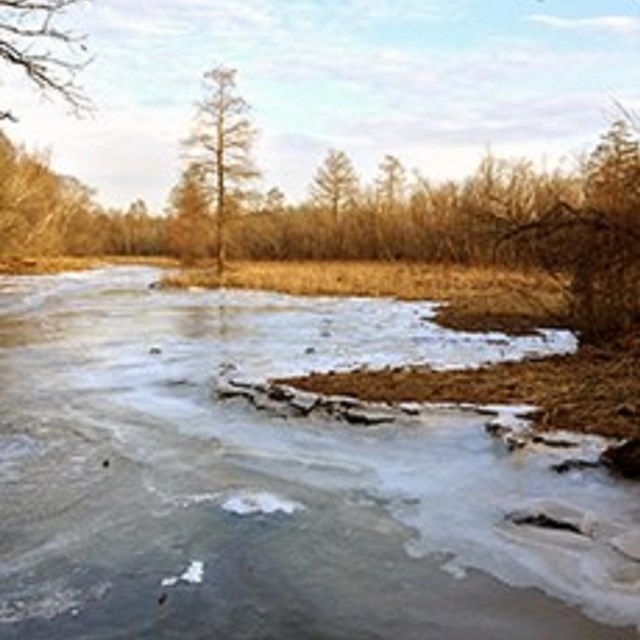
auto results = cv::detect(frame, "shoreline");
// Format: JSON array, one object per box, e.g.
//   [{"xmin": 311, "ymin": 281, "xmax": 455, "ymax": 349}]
[
  {"xmin": 3, "ymin": 258, "xmax": 637, "ymax": 442},
  {"xmin": 276, "ymin": 342, "xmax": 639, "ymax": 441},
  {"xmin": 161, "ymin": 260, "xmax": 569, "ymax": 335},
  {"xmin": 161, "ymin": 261, "xmax": 638, "ymax": 442},
  {"xmin": 0, "ymin": 256, "xmax": 177, "ymax": 276}
]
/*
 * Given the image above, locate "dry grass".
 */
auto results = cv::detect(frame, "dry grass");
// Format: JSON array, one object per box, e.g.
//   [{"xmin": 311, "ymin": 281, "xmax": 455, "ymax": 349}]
[
  {"xmin": 0, "ymin": 256, "xmax": 104, "ymax": 275},
  {"xmin": 163, "ymin": 260, "xmax": 569, "ymax": 334},
  {"xmin": 0, "ymin": 255, "xmax": 177, "ymax": 275}
]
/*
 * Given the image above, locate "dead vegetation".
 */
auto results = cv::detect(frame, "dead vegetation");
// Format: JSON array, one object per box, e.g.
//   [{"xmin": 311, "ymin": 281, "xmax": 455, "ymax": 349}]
[
  {"xmin": 162, "ymin": 260, "xmax": 568, "ymax": 334},
  {"xmin": 0, "ymin": 256, "xmax": 104, "ymax": 275},
  {"xmin": 0, "ymin": 255, "xmax": 177, "ymax": 275},
  {"xmin": 279, "ymin": 337, "xmax": 640, "ymax": 440},
  {"xmin": 500, "ymin": 119, "xmax": 640, "ymax": 344}
]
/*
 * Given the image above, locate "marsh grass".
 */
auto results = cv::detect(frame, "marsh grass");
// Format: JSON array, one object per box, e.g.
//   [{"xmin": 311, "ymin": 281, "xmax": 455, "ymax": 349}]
[
  {"xmin": 0, "ymin": 255, "xmax": 178, "ymax": 275},
  {"xmin": 162, "ymin": 260, "xmax": 569, "ymax": 334}
]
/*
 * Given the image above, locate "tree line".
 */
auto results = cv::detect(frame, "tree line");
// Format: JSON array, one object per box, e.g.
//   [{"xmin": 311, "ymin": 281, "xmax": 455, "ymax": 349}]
[{"xmin": 0, "ymin": 133, "xmax": 165, "ymax": 256}]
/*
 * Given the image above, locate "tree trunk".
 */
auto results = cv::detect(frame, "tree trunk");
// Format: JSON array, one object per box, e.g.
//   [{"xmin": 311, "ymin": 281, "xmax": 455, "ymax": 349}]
[{"xmin": 216, "ymin": 115, "xmax": 225, "ymax": 280}]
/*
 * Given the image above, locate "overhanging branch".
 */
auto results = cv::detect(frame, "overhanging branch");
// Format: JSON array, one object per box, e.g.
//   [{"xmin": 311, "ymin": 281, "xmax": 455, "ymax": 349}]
[{"xmin": 0, "ymin": 0, "xmax": 91, "ymax": 119}]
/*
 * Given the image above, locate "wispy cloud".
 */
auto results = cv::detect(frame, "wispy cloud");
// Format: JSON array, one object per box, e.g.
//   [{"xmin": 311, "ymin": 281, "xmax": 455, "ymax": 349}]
[
  {"xmin": 6, "ymin": 1, "xmax": 640, "ymax": 209},
  {"xmin": 529, "ymin": 14, "xmax": 640, "ymax": 38}
]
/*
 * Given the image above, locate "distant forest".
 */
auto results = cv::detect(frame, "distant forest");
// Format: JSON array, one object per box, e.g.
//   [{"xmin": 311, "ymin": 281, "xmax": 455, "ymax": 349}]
[{"xmin": 1, "ymin": 118, "xmax": 637, "ymax": 262}]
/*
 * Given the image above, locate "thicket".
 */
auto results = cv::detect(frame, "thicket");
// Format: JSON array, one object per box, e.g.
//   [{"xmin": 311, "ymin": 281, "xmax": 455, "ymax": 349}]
[
  {"xmin": 0, "ymin": 133, "xmax": 167, "ymax": 256},
  {"xmin": 503, "ymin": 119, "xmax": 639, "ymax": 343}
]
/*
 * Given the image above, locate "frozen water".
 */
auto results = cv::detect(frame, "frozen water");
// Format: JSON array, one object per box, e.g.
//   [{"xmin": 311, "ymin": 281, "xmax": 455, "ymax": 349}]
[
  {"xmin": 0, "ymin": 266, "xmax": 637, "ymax": 639},
  {"xmin": 222, "ymin": 490, "xmax": 305, "ymax": 516}
]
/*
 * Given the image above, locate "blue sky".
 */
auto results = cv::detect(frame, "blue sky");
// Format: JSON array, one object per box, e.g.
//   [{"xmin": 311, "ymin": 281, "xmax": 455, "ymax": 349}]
[{"xmin": 6, "ymin": 0, "xmax": 640, "ymax": 211}]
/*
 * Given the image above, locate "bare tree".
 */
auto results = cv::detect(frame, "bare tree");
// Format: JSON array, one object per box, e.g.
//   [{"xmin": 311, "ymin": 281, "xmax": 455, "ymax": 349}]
[
  {"xmin": 499, "ymin": 118, "xmax": 640, "ymax": 343},
  {"xmin": 0, "ymin": 0, "xmax": 91, "ymax": 121},
  {"xmin": 185, "ymin": 65, "xmax": 259, "ymax": 277},
  {"xmin": 310, "ymin": 148, "xmax": 359, "ymax": 223},
  {"xmin": 263, "ymin": 186, "xmax": 286, "ymax": 215},
  {"xmin": 375, "ymin": 154, "xmax": 406, "ymax": 213}
]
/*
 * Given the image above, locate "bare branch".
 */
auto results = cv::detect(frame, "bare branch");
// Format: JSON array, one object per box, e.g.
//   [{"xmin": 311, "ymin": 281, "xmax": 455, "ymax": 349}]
[{"xmin": 0, "ymin": 0, "xmax": 91, "ymax": 120}]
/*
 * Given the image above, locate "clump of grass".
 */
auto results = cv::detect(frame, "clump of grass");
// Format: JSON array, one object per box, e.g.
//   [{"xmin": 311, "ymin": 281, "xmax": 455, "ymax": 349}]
[{"xmin": 0, "ymin": 256, "xmax": 103, "ymax": 275}]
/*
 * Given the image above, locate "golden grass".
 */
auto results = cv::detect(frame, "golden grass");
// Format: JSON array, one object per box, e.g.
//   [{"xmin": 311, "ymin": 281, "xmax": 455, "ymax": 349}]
[
  {"xmin": 0, "ymin": 256, "xmax": 103, "ymax": 275},
  {"xmin": 162, "ymin": 260, "xmax": 569, "ymax": 334},
  {"xmin": 0, "ymin": 255, "xmax": 177, "ymax": 275}
]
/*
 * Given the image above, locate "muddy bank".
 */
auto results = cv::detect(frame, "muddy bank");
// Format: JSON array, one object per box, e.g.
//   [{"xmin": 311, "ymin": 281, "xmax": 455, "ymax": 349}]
[{"xmin": 279, "ymin": 339, "xmax": 639, "ymax": 441}]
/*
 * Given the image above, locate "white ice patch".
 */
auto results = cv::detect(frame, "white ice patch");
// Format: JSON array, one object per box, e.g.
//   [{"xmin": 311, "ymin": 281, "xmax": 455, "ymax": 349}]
[
  {"xmin": 440, "ymin": 557, "xmax": 468, "ymax": 580},
  {"xmin": 484, "ymin": 405, "xmax": 536, "ymax": 432},
  {"xmin": 221, "ymin": 490, "xmax": 304, "ymax": 516},
  {"xmin": 179, "ymin": 493, "xmax": 219, "ymax": 508},
  {"xmin": 161, "ymin": 560, "xmax": 204, "ymax": 587},
  {"xmin": 181, "ymin": 561, "xmax": 204, "ymax": 584}
]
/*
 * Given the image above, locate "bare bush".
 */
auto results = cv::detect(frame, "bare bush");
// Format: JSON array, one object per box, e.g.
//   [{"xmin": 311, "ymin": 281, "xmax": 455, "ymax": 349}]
[{"xmin": 502, "ymin": 119, "xmax": 640, "ymax": 343}]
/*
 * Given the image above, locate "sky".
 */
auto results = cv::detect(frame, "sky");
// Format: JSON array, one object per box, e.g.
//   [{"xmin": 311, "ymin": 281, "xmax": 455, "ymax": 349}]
[{"xmin": 4, "ymin": 0, "xmax": 640, "ymax": 212}]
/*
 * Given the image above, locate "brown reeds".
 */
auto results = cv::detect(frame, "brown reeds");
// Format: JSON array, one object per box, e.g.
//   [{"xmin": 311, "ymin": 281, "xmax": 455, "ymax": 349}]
[{"xmin": 162, "ymin": 260, "xmax": 568, "ymax": 334}]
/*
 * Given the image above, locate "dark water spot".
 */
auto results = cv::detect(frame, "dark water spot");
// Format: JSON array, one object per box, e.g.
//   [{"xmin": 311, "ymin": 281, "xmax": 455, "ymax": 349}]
[
  {"xmin": 551, "ymin": 459, "xmax": 600, "ymax": 474},
  {"xmin": 507, "ymin": 512, "xmax": 584, "ymax": 535}
]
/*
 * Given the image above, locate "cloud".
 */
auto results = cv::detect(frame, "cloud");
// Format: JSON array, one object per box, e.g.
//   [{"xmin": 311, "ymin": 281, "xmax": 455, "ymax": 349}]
[
  {"xmin": 337, "ymin": 94, "xmax": 608, "ymax": 151},
  {"xmin": 6, "ymin": 84, "xmax": 188, "ymax": 212},
  {"xmin": 5, "ymin": 1, "xmax": 639, "ymax": 209},
  {"xmin": 529, "ymin": 14, "xmax": 640, "ymax": 38}
]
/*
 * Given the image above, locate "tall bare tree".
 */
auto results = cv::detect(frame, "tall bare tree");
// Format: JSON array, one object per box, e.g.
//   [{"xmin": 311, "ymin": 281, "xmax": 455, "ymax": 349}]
[
  {"xmin": 310, "ymin": 148, "xmax": 359, "ymax": 223},
  {"xmin": 1, "ymin": 0, "xmax": 91, "ymax": 121},
  {"xmin": 186, "ymin": 65, "xmax": 259, "ymax": 277},
  {"xmin": 376, "ymin": 154, "xmax": 406, "ymax": 214}
]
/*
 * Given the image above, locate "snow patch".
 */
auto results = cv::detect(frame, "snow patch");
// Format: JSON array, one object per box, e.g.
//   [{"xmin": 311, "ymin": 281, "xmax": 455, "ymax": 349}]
[
  {"xmin": 221, "ymin": 490, "xmax": 304, "ymax": 516},
  {"xmin": 161, "ymin": 560, "xmax": 205, "ymax": 587}
]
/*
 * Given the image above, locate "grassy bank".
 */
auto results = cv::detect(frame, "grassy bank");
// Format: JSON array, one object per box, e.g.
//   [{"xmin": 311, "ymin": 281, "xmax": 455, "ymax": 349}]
[
  {"xmin": 278, "ymin": 339, "xmax": 639, "ymax": 440},
  {"xmin": 0, "ymin": 256, "xmax": 177, "ymax": 275},
  {"xmin": 162, "ymin": 260, "xmax": 569, "ymax": 334}
]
